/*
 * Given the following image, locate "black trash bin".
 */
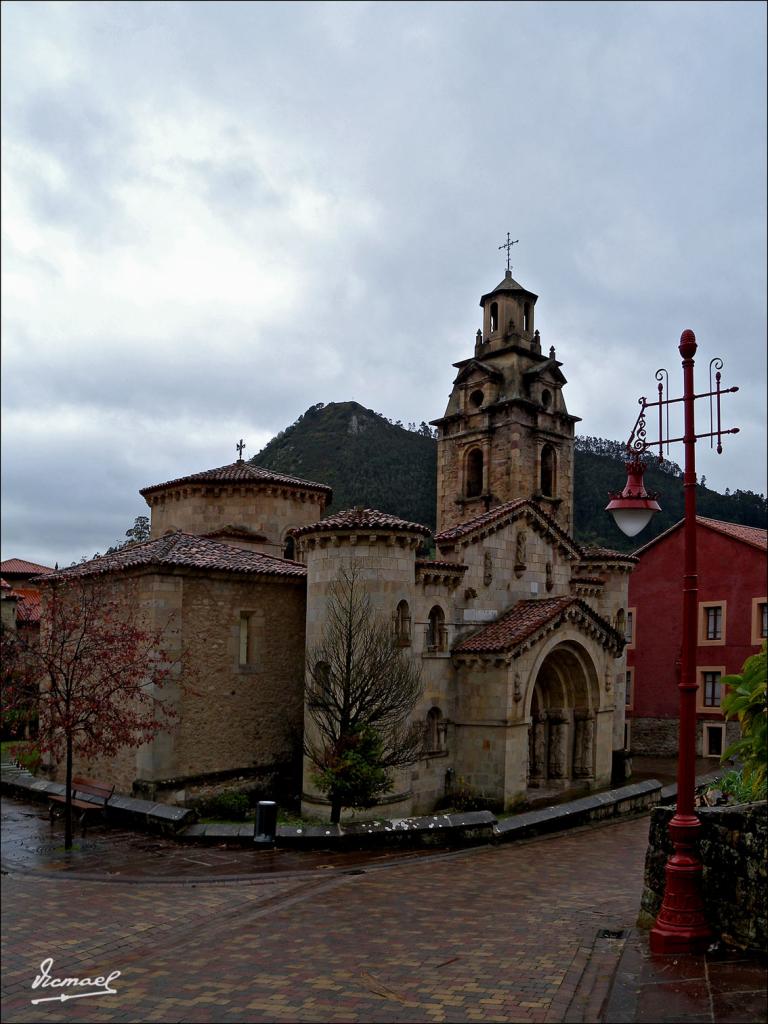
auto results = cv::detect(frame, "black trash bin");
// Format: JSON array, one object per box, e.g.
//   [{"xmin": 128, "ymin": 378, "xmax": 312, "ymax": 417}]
[{"xmin": 254, "ymin": 800, "xmax": 277, "ymax": 845}]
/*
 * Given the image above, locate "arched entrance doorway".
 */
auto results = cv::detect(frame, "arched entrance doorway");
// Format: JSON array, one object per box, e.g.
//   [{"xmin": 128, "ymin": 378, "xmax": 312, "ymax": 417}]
[{"xmin": 527, "ymin": 641, "xmax": 600, "ymax": 788}]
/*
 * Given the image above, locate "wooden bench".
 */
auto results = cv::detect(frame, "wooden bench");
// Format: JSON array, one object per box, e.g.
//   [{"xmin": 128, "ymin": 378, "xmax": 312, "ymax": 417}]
[{"xmin": 48, "ymin": 776, "xmax": 115, "ymax": 828}]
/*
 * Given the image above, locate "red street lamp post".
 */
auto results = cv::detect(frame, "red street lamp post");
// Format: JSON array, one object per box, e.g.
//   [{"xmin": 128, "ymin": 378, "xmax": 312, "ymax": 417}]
[{"xmin": 607, "ymin": 329, "xmax": 738, "ymax": 954}]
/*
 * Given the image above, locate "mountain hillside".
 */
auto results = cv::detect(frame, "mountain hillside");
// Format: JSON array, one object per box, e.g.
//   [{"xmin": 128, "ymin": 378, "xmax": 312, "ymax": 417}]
[
  {"xmin": 252, "ymin": 404, "xmax": 766, "ymax": 552},
  {"xmin": 252, "ymin": 402, "xmax": 438, "ymax": 529}
]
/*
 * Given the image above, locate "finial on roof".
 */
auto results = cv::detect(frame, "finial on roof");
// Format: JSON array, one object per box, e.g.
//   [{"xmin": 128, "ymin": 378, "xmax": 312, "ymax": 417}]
[
  {"xmin": 498, "ymin": 232, "xmax": 519, "ymax": 272},
  {"xmin": 549, "ymin": 345, "xmax": 556, "ymax": 360},
  {"xmin": 236, "ymin": 439, "xmax": 246, "ymax": 463}
]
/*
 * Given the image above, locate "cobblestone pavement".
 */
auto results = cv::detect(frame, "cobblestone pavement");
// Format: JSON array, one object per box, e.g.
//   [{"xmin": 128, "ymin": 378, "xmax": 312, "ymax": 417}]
[{"xmin": 2, "ymin": 802, "xmax": 765, "ymax": 1023}]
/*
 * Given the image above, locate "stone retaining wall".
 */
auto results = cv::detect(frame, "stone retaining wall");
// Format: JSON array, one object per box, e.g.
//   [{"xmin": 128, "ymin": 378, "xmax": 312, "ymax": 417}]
[{"xmin": 640, "ymin": 802, "xmax": 767, "ymax": 952}]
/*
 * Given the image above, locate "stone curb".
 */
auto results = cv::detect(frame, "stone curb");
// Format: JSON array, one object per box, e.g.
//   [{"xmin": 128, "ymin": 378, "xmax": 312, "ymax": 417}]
[
  {"xmin": 3, "ymin": 763, "xmax": 663, "ymax": 849},
  {"xmin": 2, "ymin": 763, "xmax": 725, "ymax": 851},
  {"xmin": 493, "ymin": 779, "xmax": 662, "ymax": 842}
]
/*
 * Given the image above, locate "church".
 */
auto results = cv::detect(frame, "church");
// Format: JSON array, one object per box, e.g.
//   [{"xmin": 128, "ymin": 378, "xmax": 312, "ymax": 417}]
[{"xmin": 42, "ymin": 269, "xmax": 635, "ymax": 818}]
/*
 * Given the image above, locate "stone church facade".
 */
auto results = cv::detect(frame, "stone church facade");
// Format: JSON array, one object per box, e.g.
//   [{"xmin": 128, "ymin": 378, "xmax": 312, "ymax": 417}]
[{"xmin": 42, "ymin": 270, "xmax": 634, "ymax": 817}]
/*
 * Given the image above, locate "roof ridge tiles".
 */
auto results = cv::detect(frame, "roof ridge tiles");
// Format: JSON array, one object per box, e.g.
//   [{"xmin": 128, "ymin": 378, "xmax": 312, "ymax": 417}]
[
  {"xmin": 452, "ymin": 595, "xmax": 621, "ymax": 656},
  {"xmin": 435, "ymin": 499, "xmax": 580, "ymax": 554},
  {"xmin": 139, "ymin": 461, "xmax": 332, "ymax": 497},
  {"xmin": 292, "ymin": 507, "xmax": 432, "ymax": 538},
  {"xmin": 39, "ymin": 531, "xmax": 307, "ymax": 582}
]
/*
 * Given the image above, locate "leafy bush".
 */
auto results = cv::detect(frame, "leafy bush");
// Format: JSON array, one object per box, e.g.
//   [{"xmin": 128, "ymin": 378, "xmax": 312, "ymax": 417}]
[
  {"xmin": 205, "ymin": 791, "xmax": 251, "ymax": 821},
  {"xmin": 711, "ymin": 768, "xmax": 767, "ymax": 804},
  {"xmin": 721, "ymin": 643, "xmax": 767, "ymax": 801},
  {"xmin": 8, "ymin": 741, "xmax": 42, "ymax": 773}
]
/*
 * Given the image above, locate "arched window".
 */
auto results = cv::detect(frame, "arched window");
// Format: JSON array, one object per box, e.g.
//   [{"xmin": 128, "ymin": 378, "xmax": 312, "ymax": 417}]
[
  {"xmin": 469, "ymin": 388, "xmax": 484, "ymax": 409},
  {"xmin": 283, "ymin": 534, "xmax": 295, "ymax": 560},
  {"xmin": 313, "ymin": 660, "xmax": 331, "ymax": 693},
  {"xmin": 466, "ymin": 448, "xmax": 483, "ymax": 498},
  {"xmin": 394, "ymin": 600, "xmax": 411, "ymax": 646},
  {"xmin": 489, "ymin": 302, "xmax": 499, "ymax": 332},
  {"xmin": 425, "ymin": 707, "xmax": 445, "ymax": 753},
  {"xmin": 615, "ymin": 609, "xmax": 626, "ymax": 636},
  {"xmin": 541, "ymin": 445, "xmax": 556, "ymax": 497},
  {"xmin": 427, "ymin": 606, "xmax": 446, "ymax": 652},
  {"xmin": 523, "ymin": 302, "xmax": 530, "ymax": 332}
]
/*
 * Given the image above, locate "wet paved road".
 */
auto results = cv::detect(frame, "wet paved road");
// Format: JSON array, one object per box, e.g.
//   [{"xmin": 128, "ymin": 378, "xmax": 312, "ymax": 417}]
[
  {"xmin": 1, "ymin": 797, "xmax": 433, "ymax": 880},
  {"xmin": 2, "ymin": 792, "xmax": 765, "ymax": 1023}
]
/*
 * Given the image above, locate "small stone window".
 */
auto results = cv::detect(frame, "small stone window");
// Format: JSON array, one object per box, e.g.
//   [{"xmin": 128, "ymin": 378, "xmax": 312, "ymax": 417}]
[
  {"xmin": 523, "ymin": 302, "xmax": 531, "ymax": 332},
  {"xmin": 424, "ymin": 707, "xmax": 446, "ymax": 754},
  {"xmin": 469, "ymin": 389, "xmax": 484, "ymax": 409},
  {"xmin": 394, "ymin": 600, "xmax": 411, "ymax": 647},
  {"xmin": 426, "ymin": 606, "xmax": 446, "ymax": 653},
  {"xmin": 239, "ymin": 612, "xmax": 252, "ymax": 666},
  {"xmin": 283, "ymin": 534, "xmax": 296, "ymax": 560},
  {"xmin": 540, "ymin": 445, "xmax": 556, "ymax": 497},
  {"xmin": 466, "ymin": 448, "xmax": 484, "ymax": 498},
  {"xmin": 615, "ymin": 609, "xmax": 626, "ymax": 636},
  {"xmin": 489, "ymin": 302, "xmax": 499, "ymax": 333},
  {"xmin": 541, "ymin": 388, "xmax": 552, "ymax": 409}
]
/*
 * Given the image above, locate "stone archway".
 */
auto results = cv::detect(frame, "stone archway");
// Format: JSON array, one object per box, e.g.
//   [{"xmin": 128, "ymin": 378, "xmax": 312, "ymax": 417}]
[{"xmin": 527, "ymin": 641, "xmax": 600, "ymax": 789}]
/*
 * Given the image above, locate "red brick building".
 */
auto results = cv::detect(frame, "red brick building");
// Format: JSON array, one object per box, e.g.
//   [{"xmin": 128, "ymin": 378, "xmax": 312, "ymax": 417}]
[{"xmin": 626, "ymin": 518, "xmax": 767, "ymax": 759}]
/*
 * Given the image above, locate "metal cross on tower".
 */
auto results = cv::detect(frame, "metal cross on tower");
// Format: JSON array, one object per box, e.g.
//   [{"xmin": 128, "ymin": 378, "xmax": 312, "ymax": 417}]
[
  {"xmin": 498, "ymin": 233, "xmax": 519, "ymax": 271},
  {"xmin": 236, "ymin": 439, "xmax": 246, "ymax": 461}
]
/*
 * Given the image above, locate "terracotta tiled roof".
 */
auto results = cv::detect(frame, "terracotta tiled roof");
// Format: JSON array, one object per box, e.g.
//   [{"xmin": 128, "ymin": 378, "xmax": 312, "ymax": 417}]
[
  {"xmin": 13, "ymin": 589, "xmax": 41, "ymax": 624},
  {"xmin": 140, "ymin": 461, "xmax": 332, "ymax": 497},
  {"xmin": 453, "ymin": 596, "xmax": 621, "ymax": 655},
  {"xmin": 0, "ymin": 558, "xmax": 54, "ymax": 575},
  {"xmin": 292, "ymin": 508, "xmax": 432, "ymax": 539},
  {"xmin": 579, "ymin": 546, "xmax": 638, "ymax": 563},
  {"xmin": 435, "ymin": 500, "xmax": 581, "ymax": 559},
  {"xmin": 436, "ymin": 500, "xmax": 528, "ymax": 544},
  {"xmin": 633, "ymin": 517, "xmax": 767, "ymax": 557},
  {"xmin": 697, "ymin": 517, "xmax": 767, "ymax": 551},
  {"xmin": 40, "ymin": 533, "xmax": 307, "ymax": 582},
  {"xmin": 453, "ymin": 597, "xmax": 574, "ymax": 653}
]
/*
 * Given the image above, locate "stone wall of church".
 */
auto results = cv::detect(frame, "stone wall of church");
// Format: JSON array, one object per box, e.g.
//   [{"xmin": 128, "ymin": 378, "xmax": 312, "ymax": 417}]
[
  {"xmin": 450, "ymin": 522, "xmax": 575, "ymax": 630},
  {"xmin": 167, "ymin": 574, "xmax": 306, "ymax": 786},
  {"xmin": 146, "ymin": 486, "xmax": 326, "ymax": 554},
  {"xmin": 54, "ymin": 571, "xmax": 306, "ymax": 798},
  {"xmin": 300, "ymin": 530, "xmax": 424, "ymax": 819}
]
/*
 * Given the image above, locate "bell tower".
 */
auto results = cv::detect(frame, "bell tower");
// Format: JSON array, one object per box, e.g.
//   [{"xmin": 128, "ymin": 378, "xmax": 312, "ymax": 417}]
[{"xmin": 431, "ymin": 269, "xmax": 580, "ymax": 535}]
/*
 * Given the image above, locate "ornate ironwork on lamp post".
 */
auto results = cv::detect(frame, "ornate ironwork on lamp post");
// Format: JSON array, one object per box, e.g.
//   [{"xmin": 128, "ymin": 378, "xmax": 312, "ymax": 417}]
[{"xmin": 606, "ymin": 329, "xmax": 738, "ymax": 954}]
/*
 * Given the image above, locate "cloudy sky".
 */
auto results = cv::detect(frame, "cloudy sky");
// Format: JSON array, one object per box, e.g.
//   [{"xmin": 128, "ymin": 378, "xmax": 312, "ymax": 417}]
[{"xmin": 2, "ymin": 0, "xmax": 766, "ymax": 568}]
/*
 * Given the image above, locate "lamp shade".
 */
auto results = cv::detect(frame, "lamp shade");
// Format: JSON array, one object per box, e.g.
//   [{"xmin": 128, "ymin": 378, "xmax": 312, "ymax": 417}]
[{"xmin": 606, "ymin": 457, "xmax": 661, "ymax": 538}]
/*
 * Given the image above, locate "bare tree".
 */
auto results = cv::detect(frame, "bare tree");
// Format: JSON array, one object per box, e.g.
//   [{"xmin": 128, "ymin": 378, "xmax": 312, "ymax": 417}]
[{"xmin": 304, "ymin": 567, "xmax": 423, "ymax": 824}]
